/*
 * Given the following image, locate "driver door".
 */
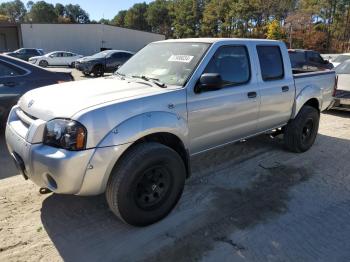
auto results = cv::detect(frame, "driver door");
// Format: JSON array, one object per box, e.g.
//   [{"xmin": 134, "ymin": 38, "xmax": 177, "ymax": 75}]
[{"xmin": 187, "ymin": 45, "xmax": 260, "ymax": 154}]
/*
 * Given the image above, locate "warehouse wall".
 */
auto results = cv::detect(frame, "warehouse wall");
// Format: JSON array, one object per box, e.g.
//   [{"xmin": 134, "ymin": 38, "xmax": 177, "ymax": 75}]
[
  {"xmin": 20, "ymin": 24, "xmax": 165, "ymax": 56},
  {"xmin": 0, "ymin": 25, "xmax": 20, "ymax": 52}
]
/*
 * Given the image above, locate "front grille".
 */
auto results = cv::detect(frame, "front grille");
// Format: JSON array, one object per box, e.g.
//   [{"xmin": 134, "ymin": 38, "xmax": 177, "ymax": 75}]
[{"xmin": 16, "ymin": 108, "xmax": 37, "ymax": 127}]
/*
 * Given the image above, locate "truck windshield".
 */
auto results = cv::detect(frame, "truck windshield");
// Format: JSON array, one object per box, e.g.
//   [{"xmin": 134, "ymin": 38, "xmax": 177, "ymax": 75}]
[
  {"xmin": 335, "ymin": 60, "xmax": 350, "ymax": 74},
  {"xmin": 332, "ymin": 55, "xmax": 350, "ymax": 64},
  {"xmin": 117, "ymin": 42, "xmax": 210, "ymax": 86}
]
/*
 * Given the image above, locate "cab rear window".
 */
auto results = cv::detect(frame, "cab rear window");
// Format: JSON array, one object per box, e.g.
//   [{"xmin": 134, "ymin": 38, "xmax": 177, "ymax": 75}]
[{"xmin": 289, "ymin": 51, "xmax": 305, "ymax": 68}]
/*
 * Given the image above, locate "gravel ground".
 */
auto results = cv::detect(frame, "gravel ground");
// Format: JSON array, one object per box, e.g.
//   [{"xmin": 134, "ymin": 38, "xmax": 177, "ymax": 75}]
[
  {"xmin": 46, "ymin": 67, "xmax": 112, "ymax": 81},
  {"xmin": 1, "ymin": 81, "xmax": 350, "ymax": 261}
]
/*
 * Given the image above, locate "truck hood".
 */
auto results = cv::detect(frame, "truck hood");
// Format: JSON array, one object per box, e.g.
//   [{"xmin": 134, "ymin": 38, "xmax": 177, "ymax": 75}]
[{"xmin": 19, "ymin": 77, "xmax": 169, "ymax": 121}]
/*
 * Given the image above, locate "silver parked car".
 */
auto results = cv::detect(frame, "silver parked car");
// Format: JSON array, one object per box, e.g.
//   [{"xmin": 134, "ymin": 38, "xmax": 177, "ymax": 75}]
[
  {"xmin": 332, "ymin": 60, "xmax": 350, "ymax": 111},
  {"xmin": 6, "ymin": 38, "xmax": 336, "ymax": 226}
]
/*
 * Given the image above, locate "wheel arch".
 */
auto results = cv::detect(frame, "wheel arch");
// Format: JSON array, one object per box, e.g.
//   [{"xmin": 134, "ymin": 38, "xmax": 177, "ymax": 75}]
[
  {"xmin": 131, "ymin": 132, "xmax": 191, "ymax": 178},
  {"xmin": 292, "ymin": 85, "xmax": 322, "ymax": 118},
  {"xmin": 98, "ymin": 111, "xmax": 191, "ymax": 177}
]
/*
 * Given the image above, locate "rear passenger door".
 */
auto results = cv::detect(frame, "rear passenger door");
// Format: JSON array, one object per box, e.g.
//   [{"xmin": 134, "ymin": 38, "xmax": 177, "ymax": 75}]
[
  {"xmin": 255, "ymin": 45, "xmax": 294, "ymax": 132},
  {"xmin": 187, "ymin": 45, "xmax": 260, "ymax": 153},
  {"xmin": 0, "ymin": 60, "xmax": 29, "ymax": 120}
]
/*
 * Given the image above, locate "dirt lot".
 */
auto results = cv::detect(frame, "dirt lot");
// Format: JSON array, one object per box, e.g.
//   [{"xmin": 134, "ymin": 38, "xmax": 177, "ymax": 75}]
[
  {"xmin": 46, "ymin": 67, "xmax": 113, "ymax": 81},
  {"xmin": 0, "ymin": 109, "xmax": 350, "ymax": 262},
  {"xmin": 1, "ymin": 74, "xmax": 350, "ymax": 261}
]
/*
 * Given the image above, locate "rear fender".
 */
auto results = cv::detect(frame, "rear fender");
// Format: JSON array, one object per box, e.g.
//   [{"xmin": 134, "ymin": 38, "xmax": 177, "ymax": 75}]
[{"xmin": 292, "ymin": 85, "xmax": 322, "ymax": 118}]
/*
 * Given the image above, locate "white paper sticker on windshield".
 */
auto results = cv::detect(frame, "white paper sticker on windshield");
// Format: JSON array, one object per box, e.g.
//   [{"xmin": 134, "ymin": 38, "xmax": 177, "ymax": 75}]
[{"xmin": 168, "ymin": 55, "xmax": 194, "ymax": 63}]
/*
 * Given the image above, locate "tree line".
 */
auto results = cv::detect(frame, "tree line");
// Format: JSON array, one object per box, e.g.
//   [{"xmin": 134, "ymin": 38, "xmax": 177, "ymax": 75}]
[
  {"xmin": 0, "ymin": 0, "xmax": 89, "ymax": 24},
  {"xmin": 1, "ymin": 0, "xmax": 349, "ymax": 52}
]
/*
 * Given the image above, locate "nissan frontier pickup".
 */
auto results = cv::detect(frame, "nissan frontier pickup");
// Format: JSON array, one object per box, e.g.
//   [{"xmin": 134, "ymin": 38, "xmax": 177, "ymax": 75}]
[{"xmin": 5, "ymin": 38, "xmax": 336, "ymax": 226}]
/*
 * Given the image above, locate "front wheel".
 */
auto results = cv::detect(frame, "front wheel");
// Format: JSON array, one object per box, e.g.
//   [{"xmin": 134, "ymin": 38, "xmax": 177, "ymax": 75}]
[
  {"xmin": 284, "ymin": 105, "xmax": 320, "ymax": 153},
  {"xmin": 39, "ymin": 60, "xmax": 48, "ymax": 67},
  {"xmin": 106, "ymin": 142, "xmax": 186, "ymax": 226},
  {"xmin": 92, "ymin": 65, "xmax": 104, "ymax": 77}
]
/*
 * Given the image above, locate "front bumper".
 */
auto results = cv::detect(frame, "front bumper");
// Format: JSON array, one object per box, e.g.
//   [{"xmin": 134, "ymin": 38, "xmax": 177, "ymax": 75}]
[
  {"xmin": 6, "ymin": 123, "xmax": 95, "ymax": 194},
  {"xmin": 331, "ymin": 90, "xmax": 350, "ymax": 111},
  {"xmin": 5, "ymin": 107, "xmax": 131, "ymax": 195},
  {"xmin": 75, "ymin": 62, "xmax": 94, "ymax": 73}
]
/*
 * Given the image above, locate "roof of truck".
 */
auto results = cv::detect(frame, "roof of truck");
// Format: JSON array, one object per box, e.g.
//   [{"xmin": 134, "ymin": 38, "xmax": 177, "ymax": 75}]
[{"xmin": 156, "ymin": 38, "xmax": 280, "ymax": 44}]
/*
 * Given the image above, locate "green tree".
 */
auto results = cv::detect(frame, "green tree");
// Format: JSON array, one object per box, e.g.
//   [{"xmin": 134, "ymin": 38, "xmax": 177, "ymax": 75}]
[
  {"xmin": 201, "ymin": 0, "xmax": 232, "ymax": 37},
  {"xmin": 54, "ymin": 3, "xmax": 65, "ymax": 17},
  {"xmin": 0, "ymin": 0, "xmax": 26, "ymax": 22},
  {"xmin": 172, "ymin": 0, "xmax": 204, "ymax": 38},
  {"xmin": 26, "ymin": 1, "xmax": 57, "ymax": 23},
  {"xmin": 146, "ymin": 0, "xmax": 172, "ymax": 37},
  {"xmin": 112, "ymin": 10, "xmax": 127, "ymax": 27},
  {"xmin": 64, "ymin": 4, "xmax": 90, "ymax": 23},
  {"xmin": 124, "ymin": 2, "xmax": 150, "ymax": 31}
]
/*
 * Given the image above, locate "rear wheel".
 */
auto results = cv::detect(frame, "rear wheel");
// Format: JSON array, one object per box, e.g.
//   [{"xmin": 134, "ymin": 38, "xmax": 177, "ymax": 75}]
[
  {"xmin": 83, "ymin": 72, "xmax": 90, "ymax": 76},
  {"xmin": 70, "ymin": 62, "xmax": 75, "ymax": 68},
  {"xmin": 106, "ymin": 142, "xmax": 186, "ymax": 226},
  {"xmin": 284, "ymin": 105, "xmax": 320, "ymax": 153},
  {"xmin": 93, "ymin": 65, "xmax": 104, "ymax": 77},
  {"xmin": 39, "ymin": 60, "xmax": 48, "ymax": 67}
]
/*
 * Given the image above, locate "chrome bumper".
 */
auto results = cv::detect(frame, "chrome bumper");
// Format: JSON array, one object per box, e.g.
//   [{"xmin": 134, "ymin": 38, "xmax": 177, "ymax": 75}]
[
  {"xmin": 5, "ymin": 106, "xmax": 131, "ymax": 195},
  {"xmin": 331, "ymin": 90, "xmax": 350, "ymax": 111},
  {"xmin": 6, "ymin": 122, "xmax": 95, "ymax": 194}
]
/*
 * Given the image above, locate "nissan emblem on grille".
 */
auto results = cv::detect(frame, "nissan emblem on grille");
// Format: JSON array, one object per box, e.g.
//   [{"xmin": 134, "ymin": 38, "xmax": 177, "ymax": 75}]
[{"xmin": 28, "ymin": 100, "xmax": 34, "ymax": 108}]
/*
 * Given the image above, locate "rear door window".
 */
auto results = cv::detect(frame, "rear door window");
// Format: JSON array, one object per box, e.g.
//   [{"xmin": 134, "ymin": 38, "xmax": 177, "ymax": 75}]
[
  {"xmin": 204, "ymin": 45, "xmax": 251, "ymax": 86},
  {"xmin": 0, "ymin": 61, "xmax": 26, "ymax": 77},
  {"xmin": 257, "ymin": 46, "xmax": 284, "ymax": 81}
]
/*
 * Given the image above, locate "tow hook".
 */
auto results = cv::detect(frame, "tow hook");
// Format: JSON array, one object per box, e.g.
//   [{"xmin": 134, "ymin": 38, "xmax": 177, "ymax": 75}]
[{"xmin": 39, "ymin": 188, "xmax": 52, "ymax": 194}]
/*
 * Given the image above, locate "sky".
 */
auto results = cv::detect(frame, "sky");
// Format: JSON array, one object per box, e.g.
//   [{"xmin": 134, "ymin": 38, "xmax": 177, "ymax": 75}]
[{"xmin": 40, "ymin": 0, "xmax": 152, "ymax": 20}]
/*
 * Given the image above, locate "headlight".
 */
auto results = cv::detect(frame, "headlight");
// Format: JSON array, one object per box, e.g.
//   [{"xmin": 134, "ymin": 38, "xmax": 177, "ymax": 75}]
[
  {"xmin": 43, "ymin": 119, "xmax": 87, "ymax": 151},
  {"xmin": 29, "ymin": 59, "xmax": 37, "ymax": 63}
]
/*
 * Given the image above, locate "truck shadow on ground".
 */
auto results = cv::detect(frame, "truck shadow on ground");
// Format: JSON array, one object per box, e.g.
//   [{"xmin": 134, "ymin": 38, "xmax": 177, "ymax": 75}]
[
  {"xmin": 40, "ymin": 132, "xmax": 348, "ymax": 262},
  {"xmin": 323, "ymin": 109, "xmax": 350, "ymax": 118},
  {"xmin": 0, "ymin": 132, "xmax": 16, "ymax": 180}
]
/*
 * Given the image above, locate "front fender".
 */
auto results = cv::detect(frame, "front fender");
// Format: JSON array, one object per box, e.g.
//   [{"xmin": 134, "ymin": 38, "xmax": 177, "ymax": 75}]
[
  {"xmin": 292, "ymin": 85, "xmax": 322, "ymax": 118},
  {"xmin": 97, "ymin": 111, "xmax": 189, "ymax": 149}
]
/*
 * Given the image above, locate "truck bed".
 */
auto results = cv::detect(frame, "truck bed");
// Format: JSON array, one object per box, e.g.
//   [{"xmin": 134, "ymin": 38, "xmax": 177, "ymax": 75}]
[{"xmin": 293, "ymin": 70, "xmax": 336, "ymax": 111}]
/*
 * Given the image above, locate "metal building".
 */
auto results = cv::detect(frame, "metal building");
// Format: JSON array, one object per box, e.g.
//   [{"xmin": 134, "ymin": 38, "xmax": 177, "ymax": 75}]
[{"xmin": 0, "ymin": 23, "xmax": 165, "ymax": 55}]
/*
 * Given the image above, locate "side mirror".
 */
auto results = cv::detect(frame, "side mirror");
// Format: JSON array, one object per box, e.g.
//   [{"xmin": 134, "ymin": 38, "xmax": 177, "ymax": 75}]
[
  {"xmin": 195, "ymin": 73, "xmax": 222, "ymax": 93},
  {"xmin": 49, "ymin": 55, "xmax": 54, "ymax": 58}
]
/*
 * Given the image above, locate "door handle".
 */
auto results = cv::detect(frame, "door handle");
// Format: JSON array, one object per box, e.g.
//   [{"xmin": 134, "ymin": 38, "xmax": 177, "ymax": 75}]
[
  {"xmin": 3, "ymin": 82, "xmax": 16, "ymax": 87},
  {"xmin": 247, "ymin": 91, "xmax": 257, "ymax": 98},
  {"xmin": 282, "ymin": 86, "xmax": 289, "ymax": 92}
]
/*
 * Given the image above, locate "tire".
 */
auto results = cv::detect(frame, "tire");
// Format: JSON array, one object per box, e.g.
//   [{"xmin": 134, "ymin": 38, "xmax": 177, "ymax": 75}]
[
  {"xmin": 39, "ymin": 60, "xmax": 48, "ymax": 67},
  {"xmin": 83, "ymin": 72, "xmax": 90, "ymax": 76},
  {"xmin": 92, "ymin": 65, "xmax": 104, "ymax": 77},
  {"xmin": 284, "ymin": 105, "xmax": 320, "ymax": 153},
  {"xmin": 0, "ymin": 110, "xmax": 9, "ymax": 132},
  {"xmin": 70, "ymin": 62, "xmax": 75, "ymax": 68},
  {"xmin": 106, "ymin": 142, "xmax": 186, "ymax": 226}
]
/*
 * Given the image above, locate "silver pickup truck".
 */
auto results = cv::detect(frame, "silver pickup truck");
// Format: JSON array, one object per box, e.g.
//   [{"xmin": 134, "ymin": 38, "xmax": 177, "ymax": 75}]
[{"xmin": 5, "ymin": 38, "xmax": 336, "ymax": 226}]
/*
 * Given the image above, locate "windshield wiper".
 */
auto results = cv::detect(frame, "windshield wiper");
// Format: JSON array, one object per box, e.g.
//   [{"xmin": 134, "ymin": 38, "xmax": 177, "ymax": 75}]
[
  {"xmin": 114, "ymin": 71, "xmax": 126, "ymax": 79},
  {"xmin": 131, "ymin": 75, "xmax": 167, "ymax": 88}
]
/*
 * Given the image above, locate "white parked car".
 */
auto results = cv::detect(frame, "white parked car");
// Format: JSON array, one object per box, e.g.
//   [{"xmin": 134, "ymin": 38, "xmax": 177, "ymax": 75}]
[
  {"xmin": 29, "ymin": 51, "xmax": 83, "ymax": 68},
  {"xmin": 332, "ymin": 60, "xmax": 350, "ymax": 111},
  {"xmin": 330, "ymin": 53, "xmax": 350, "ymax": 67}
]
